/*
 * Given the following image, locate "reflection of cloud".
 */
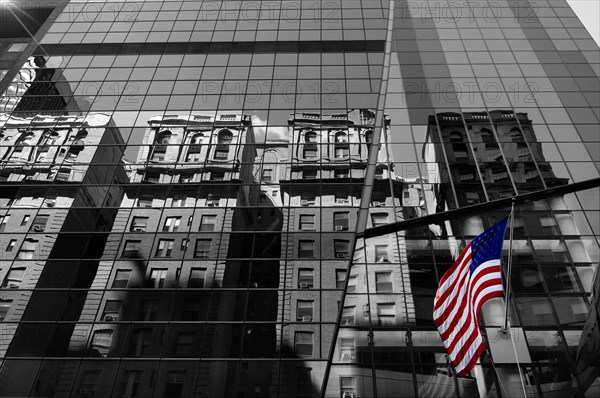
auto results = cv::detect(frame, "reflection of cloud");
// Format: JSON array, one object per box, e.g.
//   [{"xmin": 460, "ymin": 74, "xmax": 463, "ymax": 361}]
[{"xmin": 251, "ymin": 115, "xmax": 290, "ymax": 142}]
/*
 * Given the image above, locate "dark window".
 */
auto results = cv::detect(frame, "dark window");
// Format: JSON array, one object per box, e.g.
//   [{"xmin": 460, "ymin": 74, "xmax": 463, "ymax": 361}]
[
  {"xmin": 164, "ymin": 371, "xmax": 186, "ymax": 398},
  {"xmin": 151, "ymin": 130, "xmax": 171, "ymax": 161},
  {"xmin": 30, "ymin": 214, "xmax": 48, "ymax": 232},
  {"xmin": 112, "ymin": 270, "xmax": 131, "ymax": 288},
  {"xmin": 296, "ymin": 368, "xmax": 312, "ymax": 398},
  {"xmin": 0, "ymin": 299, "xmax": 13, "ymax": 321},
  {"xmin": 294, "ymin": 332, "xmax": 313, "ymax": 357},
  {"xmin": 297, "ymin": 300, "xmax": 314, "ymax": 321},
  {"xmin": 336, "ymin": 269, "xmax": 347, "ymax": 289},
  {"xmin": 6, "ymin": 239, "xmax": 17, "ymax": 252},
  {"xmin": 155, "ymin": 239, "xmax": 174, "ymax": 257},
  {"xmin": 303, "ymin": 131, "xmax": 318, "ymax": 159},
  {"xmin": 334, "ymin": 240, "xmax": 350, "ymax": 259},
  {"xmin": 299, "ymin": 214, "xmax": 315, "ymax": 230},
  {"xmin": 186, "ymin": 133, "xmax": 203, "ymax": 162},
  {"xmin": 298, "ymin": 268, "xmax": 314, "ymax": 288},
  {"xmin": 298, "ymin": 240, "xmax": 315, "ymax": 258},
  {"xmin": 130, "ymin": 217, "xmax": 148, "ymax": 232},
  {"xmin": 18, "ymin": 239, "xmax": 37, "ymax": 259},
  {"xmin": 150, "ymin": 269, "xmax": 167, "ymax": 288},
  {"xmin": 303, "ymin": 169, "xmax": 317, "ymax": 179},
  {"xmin": 102, "ymin": 300, "xmax": 122, "ymax": 321},
  {"xmin": 138, "ymin": 195, "xmax": 153, "ymax": 207},
  {"xmin": 375, "ymin": 272, "xmax": 393, "ymax": 292},
  {"xmin": 334, "ymin": 212, "xmax": 349, "ymax": 231},
  {"xmin": 214, "ymin": 130, "xmax": 232, "ymax": 159},
  {"xmin": 375, "ymin": 245, "xmax": 389, "ymax": 262},
  {"xmin": 163, "ymin": 217, "xmax": 181, "ymax": 232},
  {"xmin": 2, "ymin": 268, "xmax": 24, "ymax": 288},
  {"xmin": 199, "ymin": 215, "xmax": 217, "ymax": 231},
  {"xmin": 122, "ymin": 240, "xmax": 141, "ymax": 257},
  {"xmin": 195, "ymin": 239, "xmax": 211, "ymax": 258},
  {"xmin": 334, "ymin": 132, "xmax": 349, "ymax": 158},
  {"xmin": 188, "ymin": 268, "xmax": 206, "ymax": 288}
]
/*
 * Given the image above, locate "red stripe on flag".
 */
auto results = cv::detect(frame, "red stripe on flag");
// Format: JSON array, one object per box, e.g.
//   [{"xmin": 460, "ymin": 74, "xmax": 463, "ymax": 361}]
[{"xmin": 456, "ymin": 342, "xmax": 486, "ymax": 377}]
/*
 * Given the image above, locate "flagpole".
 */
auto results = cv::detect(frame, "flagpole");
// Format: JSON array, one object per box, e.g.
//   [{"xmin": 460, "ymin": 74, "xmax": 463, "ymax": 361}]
[{"xmin": 503, "ymin": 198, "xmax": 516, "ymax": 332}]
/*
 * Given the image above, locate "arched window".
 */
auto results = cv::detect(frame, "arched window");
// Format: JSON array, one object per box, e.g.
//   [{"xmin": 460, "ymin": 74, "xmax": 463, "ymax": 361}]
[
  {"xmin": 185, "ymin": 133, "xmax": 203, "ymax": 162},
  {"xmin": 303, "ymin": 131, "xmax": 318, "ymax": 159},
  {"xmin": 334, "ymin": 132, "xmax": 349, "ymax": 158},
  {"xmin": 510, "ymin": 128, "xmax": 525, "ymax": 143},
  {"xmin": 214, "ymin": 130, "xmax": 232, "ymax": 160},
  {"xmin": 480, "ymin": 128, "xmax": 496, "ymax": 145},
  {"xmin": 37, "ymin": 130, "xmax": 59, "ymax": 162},
  {"xmin": 14, "ymin": 132, "xmax": 34, "ymax": 154},
  {"xmin": 151, "ymin": 130, "xmax": 171, "ymax": 161},
  {"xmin": 66, "ymin": 129, "xmax": 87, "ymax": 160}
]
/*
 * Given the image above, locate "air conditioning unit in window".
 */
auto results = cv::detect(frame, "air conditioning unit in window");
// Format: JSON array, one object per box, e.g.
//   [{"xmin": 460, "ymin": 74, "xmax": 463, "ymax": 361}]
[
  {"xmin": 341, "ymin": 353, "xmax": 353, "ymax": 361},
  {"xmin": 45, "ymin": 200, "xmax": 56, "ymax": 207},
  {"xmin": 104, "ymin": 315, "xmax": 117, "ymax": 321},
  {"xmin": 132, "ymin": 227, "xmax": 145, "ymax": 232},
  {"xmin": 8, "ymin": 283, "xmax": 19, "ymax": 289},
  {"xmin": 207, "ymin": 202, "xmax": 219, "ymax": 207},
  {"xmin": 79, "ymin": 388, "xmax": 92, "ymax": 397},
  {"xmin": 372, "ymin": 201, "xmax": 382, "ymax": 207},
  {"xmin": 336, "ymin": 253, "xmax": 347, "ymax": 259},
  {"xmin": 376, "ymin": 257, "xmax": 390, "ymax": 263},
  {"xmin": 299, "ymin": 283, "xmax": 312, "ymax": 289},
  {"xmin": 301, "ymin": 316, "xmax": 312, "ymax": 322},
  {"xmin": 334, "ymin": 226, "xmax": 344, "ymax": 231},
  {"xmin": 342, "ymin": 392, "xmax": 356, "ymax": 398},
  {"xmin": 300, "ymin": 200, "xmax": 309, "ymax": 206},
  {"xmin": 33, "ymin": 225, "xmax": 43, "ymax": 232},
  {"xmin": 336, "ymin": 199, "xmax": 349, "ymax": 204}
]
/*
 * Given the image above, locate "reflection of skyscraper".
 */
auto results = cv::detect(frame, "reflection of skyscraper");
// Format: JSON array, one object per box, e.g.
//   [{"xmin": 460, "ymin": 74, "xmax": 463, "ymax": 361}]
[
  {"xmin": 420, "ymin": 111, "xmax": 596, "ymax": 396},
  {"xmin": 1, "ymin": 0, "xmax": 599, "ymax": 396}
]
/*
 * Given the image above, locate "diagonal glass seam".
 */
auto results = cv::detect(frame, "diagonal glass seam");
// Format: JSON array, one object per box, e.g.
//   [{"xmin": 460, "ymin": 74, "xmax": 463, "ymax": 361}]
[
  {"xmin": 320, "ymin": 1, "xmax": 397, "ymax": 396},
  {"xmin": 359, "ymin": 177, "xmax": 600, "ymax": 240}
]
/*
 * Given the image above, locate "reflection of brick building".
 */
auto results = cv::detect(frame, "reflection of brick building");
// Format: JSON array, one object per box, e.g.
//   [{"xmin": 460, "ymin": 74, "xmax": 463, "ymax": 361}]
[
  {"xmin": 53, "ymin": 113, "xmax": 267, "ymax": 398},
  {"xmin": 254, "ymin": 109, "xmax": 413, "ymax": 396},
  {"xmin": 0, "ymin": 113, "xmax": 126, "ymax": 394},
  {"xmin": 422, "ymin": 111, "xmax": 594, "ymax": 397}
]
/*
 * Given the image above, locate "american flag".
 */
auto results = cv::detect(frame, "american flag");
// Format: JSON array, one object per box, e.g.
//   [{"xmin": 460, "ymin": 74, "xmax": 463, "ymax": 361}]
[{"xmin": 433, "ymin": 218, "xmax": 509, "ymax": 376}]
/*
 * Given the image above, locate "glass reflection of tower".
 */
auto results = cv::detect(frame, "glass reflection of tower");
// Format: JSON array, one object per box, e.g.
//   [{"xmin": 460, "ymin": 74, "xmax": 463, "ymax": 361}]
[
  {"xmin": 422, "ymin": 111, "xmax": 596, "ymax": 397},
  {"xmin": 52, "ymin": 112, "xmax": 267, "ymax": 398}
]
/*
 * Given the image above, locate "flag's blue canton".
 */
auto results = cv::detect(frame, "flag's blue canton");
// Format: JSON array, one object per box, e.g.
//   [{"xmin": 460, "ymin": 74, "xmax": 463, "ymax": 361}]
[{"xmin": 469, "ymin": 218, "xmax": 509, "ymax": 275}]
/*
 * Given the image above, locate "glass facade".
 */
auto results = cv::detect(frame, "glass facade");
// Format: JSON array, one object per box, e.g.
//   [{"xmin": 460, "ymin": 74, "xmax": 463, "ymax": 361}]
[{"xmin": 0, "ymin": 0, "xmax": 598, "ymax": 397}]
